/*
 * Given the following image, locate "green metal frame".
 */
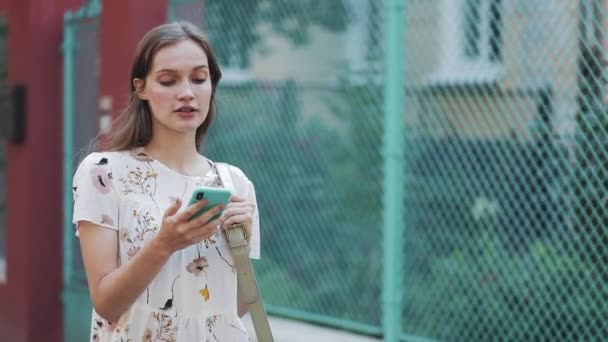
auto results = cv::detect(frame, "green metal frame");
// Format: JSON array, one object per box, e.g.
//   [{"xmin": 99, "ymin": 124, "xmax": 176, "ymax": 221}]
[
  {"xmin": 62, "ymin": 0, "xmax": 101, "ymax": 294},
  {"xmin": 382, "ymin": 1, "xmax": 406, "ymax": 341},
  {"xmin": 62, "ymin": 1, "xmax": 102, "ymax": 341}
]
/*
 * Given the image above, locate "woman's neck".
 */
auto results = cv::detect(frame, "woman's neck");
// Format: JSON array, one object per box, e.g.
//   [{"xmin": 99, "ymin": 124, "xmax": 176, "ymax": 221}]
[{"xmin": 144, "ymin": 132, "xmax": 206, "ymax": 175}]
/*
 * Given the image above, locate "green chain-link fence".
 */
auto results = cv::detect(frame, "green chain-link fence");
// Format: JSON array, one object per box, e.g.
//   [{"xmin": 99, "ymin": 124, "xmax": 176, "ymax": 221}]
[{"xmin": 169, "ymin": 0, "xmax": 608, "ymax": 340}]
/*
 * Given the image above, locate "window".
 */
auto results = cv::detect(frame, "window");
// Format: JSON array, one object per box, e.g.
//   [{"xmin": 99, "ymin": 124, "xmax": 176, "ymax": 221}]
[
  {"xmin": 345, "ymin": 0, "xmax": 383, "ymax": 82},
  {"xmin": 464, "ymin": 0, "xmax": 502, "ymax": 63},
  {"xmin": 430, "ymin": 0, "xmax": 504, "ymax": 84}
]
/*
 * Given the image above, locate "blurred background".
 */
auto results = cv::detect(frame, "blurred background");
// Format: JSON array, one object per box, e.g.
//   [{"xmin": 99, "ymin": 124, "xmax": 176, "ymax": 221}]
[{"xmin": 1, "ymin": 0, "xmax": 608, "ymax": 341}]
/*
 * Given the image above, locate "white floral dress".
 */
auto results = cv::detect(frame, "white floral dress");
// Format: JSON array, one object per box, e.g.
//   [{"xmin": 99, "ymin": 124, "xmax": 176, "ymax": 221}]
[{"xmin": 72, "ymin": 148, "xmax": 261, "ymax": 341}]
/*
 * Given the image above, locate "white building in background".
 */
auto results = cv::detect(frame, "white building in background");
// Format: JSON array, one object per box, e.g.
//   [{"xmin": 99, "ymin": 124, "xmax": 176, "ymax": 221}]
[{"xmin": 174, "ymin": 0, "xmax": 602, "ymax": 141}]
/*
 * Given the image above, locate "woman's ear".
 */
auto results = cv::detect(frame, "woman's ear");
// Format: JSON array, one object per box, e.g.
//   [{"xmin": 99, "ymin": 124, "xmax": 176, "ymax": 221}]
[{"xmin": 133, "ymin": 78, "xmax": 147, "ymax": 100}]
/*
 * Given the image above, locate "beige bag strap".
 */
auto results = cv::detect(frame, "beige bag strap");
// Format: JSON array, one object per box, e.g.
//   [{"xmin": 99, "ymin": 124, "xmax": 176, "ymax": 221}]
[{"xmin": 216, "ymin": 163, "xmax": 274, "ymax": 342}]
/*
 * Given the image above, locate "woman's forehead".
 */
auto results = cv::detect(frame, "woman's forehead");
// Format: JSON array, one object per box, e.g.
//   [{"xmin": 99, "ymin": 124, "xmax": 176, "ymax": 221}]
[{"xmin": 151, "ymin": 39, "xmax": 208, "ymax": 73}]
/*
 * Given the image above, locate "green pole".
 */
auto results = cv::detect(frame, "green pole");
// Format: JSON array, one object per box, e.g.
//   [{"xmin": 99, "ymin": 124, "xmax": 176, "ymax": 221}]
[
  {"xmin": 62, "ymin": 11, "xmax": 75, "ymax": 289},
  {"xmin": 382, "ymin": 0, "xmax": 405, "ymax": 340}
]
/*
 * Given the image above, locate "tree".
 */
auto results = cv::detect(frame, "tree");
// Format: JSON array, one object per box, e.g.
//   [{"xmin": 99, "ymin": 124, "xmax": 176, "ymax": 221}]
[{"xmin": 201, "ymin": 0, "xmax": 350, "ymax": 68}]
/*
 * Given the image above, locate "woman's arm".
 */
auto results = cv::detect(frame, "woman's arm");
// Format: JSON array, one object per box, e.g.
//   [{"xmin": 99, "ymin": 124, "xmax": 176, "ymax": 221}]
[
  {"xmin": 79, "ymin": 222, "xmax": 172, "ymax": 323},
  {"xmin": 79, "ymin": 198, "xmax": 225, "ymax": 323}
]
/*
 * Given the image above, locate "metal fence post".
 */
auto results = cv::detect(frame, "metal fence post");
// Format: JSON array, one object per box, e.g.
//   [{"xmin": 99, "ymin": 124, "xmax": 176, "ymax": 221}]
[
  {"xmin": 62, "ymin": 10, "xmax": 76, "ymax": 291},
  {"xmin": 382, "ymin": 0, "xmax": 406, "ymax": 341}
]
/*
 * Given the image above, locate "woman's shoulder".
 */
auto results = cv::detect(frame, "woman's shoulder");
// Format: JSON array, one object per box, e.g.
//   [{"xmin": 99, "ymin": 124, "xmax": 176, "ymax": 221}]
[
  {"xmin": 74, "ymin": 150, "xmax": 145, "ymax": 183},
  {"xmin": 76, "ymin": 150, "xmax": 129, "ymax": 170},
  {"xmin": 214, "ymin": 161, "xmax": 251, "ymax": 183},
  {"xmin": 78, "ymin": 150, "xmax": 123, "ymax": 162}
]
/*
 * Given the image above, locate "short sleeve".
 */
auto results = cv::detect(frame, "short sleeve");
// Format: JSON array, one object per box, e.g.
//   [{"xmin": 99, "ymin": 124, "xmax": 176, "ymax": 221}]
[
  {"xmin": 72, "ymin": 152, "xmax": 119, "ymax": 232},
  {"xmin": 246, "ymin": 180, "xmax": 261, "ymax": 259}
]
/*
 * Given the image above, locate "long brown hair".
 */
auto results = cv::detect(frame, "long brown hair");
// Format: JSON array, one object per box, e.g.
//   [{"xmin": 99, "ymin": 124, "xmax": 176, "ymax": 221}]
[{"xmin": 100, "ymin": 21, "xmax": 222, "ymax": 152}]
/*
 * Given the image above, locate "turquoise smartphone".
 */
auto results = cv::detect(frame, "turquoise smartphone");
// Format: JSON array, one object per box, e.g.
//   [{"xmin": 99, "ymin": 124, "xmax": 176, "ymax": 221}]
[{"xmin": 187, "ymin": 187, "xmax": 232, "ymax": 222}]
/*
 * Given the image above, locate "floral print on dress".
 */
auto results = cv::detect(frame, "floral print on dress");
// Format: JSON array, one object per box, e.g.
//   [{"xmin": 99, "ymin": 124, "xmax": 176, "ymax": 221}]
[
  {"xmin": 90, "ymin": 158, "xmax": 114, "ymax": 194},
  {"xmin": 195, "ymin": 171, "xmax": 220, "ymax": 188},
  {"xmin": 91, "ymin": 318, "xmax": 105, "ymax": 341},
  {"xmin": 215, "ymin": 245, "xmax": 236, "ymax": 273},
  {"xmin": 118, "ymin": 159, "xmax": 159, "ymax": 209},
  {"xmin": 91, "ymin": 316, "xmax": 122, "ymax": 341},
  {"xmin": 119, "ymin": 166, "xmax": 158, "ymax": 195},
  {"xmin": 186, "ymin": 256, "xmax": 209, "ymax": 277},
  {"xmin": 72, "ymin": 186, "xmax": 79, "ymax": 201},
  {"xmin": 100, "ymin": 214, "xmax": 115, "ymax": 227},
  {"xmin": 72, "ymin": 154, "xmax": 120, "ymax": 232},
  {"xmin": 73, "ymin": 150, "xmax": 256, "ymax": 341},
  {"xmin": 200, "ymin": 233, "xmax": 218, "ymax": 250},
  {"xmin": 199, "ymin": 285, "xmax": 210, "ymax": 302},
  {"xmin": 158, "ymin": 275, "xmax": 181, "ymax": 313},
  {"xmin": 186, "ymin": 256, "xmax": 212, "ymax": 302},
  {"xmin": 206, "ymin": 315, "xmax": 220, "ymax": 342},
  {"xmin": 149, "ymin": 311, "xmax": 178, "ymax": 341},
  {"xmin": 122, "ymin": 209, "xmax": 159, "ymax": 259}
]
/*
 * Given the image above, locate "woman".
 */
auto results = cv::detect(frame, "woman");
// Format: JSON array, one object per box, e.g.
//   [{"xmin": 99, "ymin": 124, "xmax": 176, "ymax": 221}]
[{"xmin": 72, "ymin": 21, "xmax": 260, "ymax": 341}]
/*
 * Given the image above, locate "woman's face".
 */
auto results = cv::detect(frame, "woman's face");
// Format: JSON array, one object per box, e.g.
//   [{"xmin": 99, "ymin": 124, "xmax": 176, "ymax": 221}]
[{"xmin": 134, "ymin": 39, "xmax": 213, "ymax": 137}]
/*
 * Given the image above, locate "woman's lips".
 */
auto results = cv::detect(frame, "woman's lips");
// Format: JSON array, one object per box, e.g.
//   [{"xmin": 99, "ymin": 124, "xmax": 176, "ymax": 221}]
[{"xmin": 176, "ymin": 110, "xmax": 197, "ymax": 119}]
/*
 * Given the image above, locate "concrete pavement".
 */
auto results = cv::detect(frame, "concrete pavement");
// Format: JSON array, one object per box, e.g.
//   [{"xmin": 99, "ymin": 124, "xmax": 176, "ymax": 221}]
[{"xmin": 242, "ymin": 314, "xmax": 382, "ymax": 342}]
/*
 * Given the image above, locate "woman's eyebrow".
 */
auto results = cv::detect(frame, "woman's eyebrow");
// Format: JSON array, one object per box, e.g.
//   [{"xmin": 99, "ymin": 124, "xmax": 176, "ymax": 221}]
[{"xmin": 154, "ymin": 65, "xmax": 209, "ymax": 74}]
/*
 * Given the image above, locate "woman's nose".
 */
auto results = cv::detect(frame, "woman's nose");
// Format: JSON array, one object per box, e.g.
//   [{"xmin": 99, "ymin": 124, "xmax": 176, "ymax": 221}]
[{"xmin": 177, "ymin": 82, "xmax": 195, "ymax": 101}]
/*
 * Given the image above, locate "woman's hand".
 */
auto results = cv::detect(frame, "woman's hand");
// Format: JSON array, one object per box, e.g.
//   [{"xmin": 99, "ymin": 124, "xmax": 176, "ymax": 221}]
[
  {"xmin": 222, "ymin": 195, "xmax": 256, "ymax": 242},
  {"xmin": 153, "ymin": 198, "xmax": 226, "ymax": 255}
]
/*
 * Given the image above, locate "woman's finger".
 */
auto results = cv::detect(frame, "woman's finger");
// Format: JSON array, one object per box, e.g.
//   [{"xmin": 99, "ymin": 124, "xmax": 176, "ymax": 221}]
[
  {"xmin": 191, "ymin": 216, "xmax": 224, "ymax": 242},
  {"xmin": 230, "ymin": 195, "xmax": 246, "ymax": 202},
  {"xmin": 225, "ymin": 202, "xmax": 256, "ymax": 212},
  {"xmin": 176, "ymin": 199, "xmax": 209, "ymax": 222},
  {"xmin": 227, "ymin": 202, "xmax": 255, "ymax": 209},
  {"xmin": 185, "ymin": 204, "xmax": 225, "ymax": 230},
  {"xmin": 163, "ymin": 198, "xmax": 182, "ymax": 218},
  {"xmin": 223, "ymin": 213, "xmax": 251, "ymax": 227},
  {"xmin": 223, "ymin": 206, "xmax": 252, "ymax": 217}
]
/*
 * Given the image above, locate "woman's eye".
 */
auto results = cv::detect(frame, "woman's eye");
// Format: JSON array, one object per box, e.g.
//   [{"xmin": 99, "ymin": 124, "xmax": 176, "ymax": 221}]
[
  {"xmin": 192, "ymin": 78, "xmax": 207, "ymax": 84},
  {"xmin": 159, "ymin": 80, "xmax": 175, "ymax": 86}
]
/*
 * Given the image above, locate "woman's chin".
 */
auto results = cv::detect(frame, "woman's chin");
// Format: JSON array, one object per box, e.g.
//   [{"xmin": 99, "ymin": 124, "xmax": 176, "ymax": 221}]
[
  {"xmin": 173, "ymin": 125, "xmax": 200, "ymax": 135},
  {"xmin": 174, "ymin": 114, "xmax": 205, "ymax": 129}
]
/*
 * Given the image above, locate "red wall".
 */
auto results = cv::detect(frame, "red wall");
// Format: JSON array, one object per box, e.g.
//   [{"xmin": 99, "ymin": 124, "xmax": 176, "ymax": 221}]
[
  {"xmin": 0, "ymin": 0, "xmax": 85, "ymax": 340},
  {"xmin": 100, "ymin": 0, "xmax": 169, "ymax": 120},
  {"xmin": 0, "ymin": 0, "xmax": 170, "ymax": 341}
]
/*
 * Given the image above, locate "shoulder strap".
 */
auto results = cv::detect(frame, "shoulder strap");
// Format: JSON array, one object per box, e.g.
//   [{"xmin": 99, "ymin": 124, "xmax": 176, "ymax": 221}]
[
  {"xmin": 226, "ymin": 226, "xmax": 274, "ymax": 341},
  {"xmin": 215, "ymin": 162, "xmax": 235, "ymax": 191},
  {"xmin": 216, "ymin": 162, "xmax": 274, "ymax": 341}
]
